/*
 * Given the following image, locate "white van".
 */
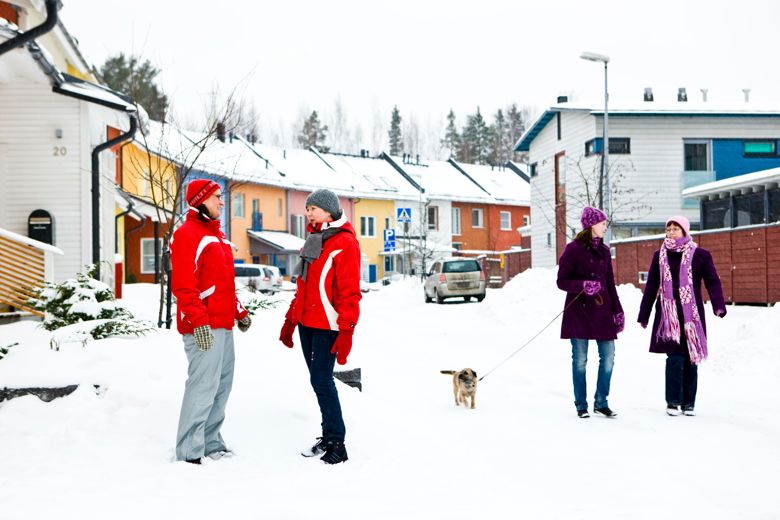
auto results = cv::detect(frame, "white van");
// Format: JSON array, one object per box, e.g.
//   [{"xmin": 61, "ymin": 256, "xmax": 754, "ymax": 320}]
[{"xmin": 234, "ymin": 264, "xmax": 279, "ymax": 294}]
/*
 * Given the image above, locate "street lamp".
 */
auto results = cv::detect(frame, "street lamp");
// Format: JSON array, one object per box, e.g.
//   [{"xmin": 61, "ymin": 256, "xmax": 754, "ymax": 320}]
[{"xmin": 580, "ymin": 51, "xmax": 610, "ymax": 242}]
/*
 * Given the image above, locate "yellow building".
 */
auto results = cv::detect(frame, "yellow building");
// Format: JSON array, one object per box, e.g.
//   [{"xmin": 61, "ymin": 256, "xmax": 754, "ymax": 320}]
[{"xmin": 352, "ymin": 197, "xmax": 396, "ymax": 281}]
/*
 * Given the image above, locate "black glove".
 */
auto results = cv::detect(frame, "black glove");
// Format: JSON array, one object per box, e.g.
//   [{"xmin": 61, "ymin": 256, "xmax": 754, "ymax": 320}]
[
  {"xmin": 237, "ymin": 315, "xmax": 252, "ymax": 333},
  {"xmin": 193, "ymin": 325, "xmax": 214, "ymax": 352}
]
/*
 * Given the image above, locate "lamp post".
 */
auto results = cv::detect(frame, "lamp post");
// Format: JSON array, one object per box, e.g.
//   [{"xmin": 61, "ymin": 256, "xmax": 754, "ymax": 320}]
[{"xmin": 580, "ymin": 51, "xmax": 610, "ymax": 242}]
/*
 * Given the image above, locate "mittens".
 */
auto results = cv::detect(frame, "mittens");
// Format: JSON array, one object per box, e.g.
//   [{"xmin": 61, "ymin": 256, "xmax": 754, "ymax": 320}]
[
  {"xmin": 237, "ymin": 315, "xmax": 252, "ymax": 333},
  {"xmin": 279, "ymin": 320, "xmax": 296, "ymax": 348},
  {"xmin": 330, "ymin": 330, "xmax": 353, "ymax": 365},
  {"xmin": 193, "ymin": 325, "xmax": 214, "ymax": 352},
  {"xmin": 583, "ymin": 280, "xmax": 602, "ymax": 296},
  {"xmin": 614, "ymin": 312, "xmax": 625, "ymax": 333}
]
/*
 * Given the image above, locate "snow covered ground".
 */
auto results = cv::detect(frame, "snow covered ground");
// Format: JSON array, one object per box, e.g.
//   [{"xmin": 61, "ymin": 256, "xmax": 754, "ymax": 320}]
[{"xmin": 1, "ymin": 268, "xmax": 778, "ymax": 520}]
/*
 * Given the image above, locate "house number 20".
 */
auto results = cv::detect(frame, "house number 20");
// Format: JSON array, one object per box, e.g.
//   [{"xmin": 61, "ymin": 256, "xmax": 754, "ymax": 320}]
[{"xmin": 53, "ymin": 146, "xmax": 67, "ymax": 156}]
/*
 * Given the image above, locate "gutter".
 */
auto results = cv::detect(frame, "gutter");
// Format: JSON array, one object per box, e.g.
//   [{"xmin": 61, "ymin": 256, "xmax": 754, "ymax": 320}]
[
  {"xmin": 0, "ymin": 0, "xmax": 59, "ymax": 57},
  {"xmin": 92, "ymin": 115, "xmax": 138, "ymax": 269}
]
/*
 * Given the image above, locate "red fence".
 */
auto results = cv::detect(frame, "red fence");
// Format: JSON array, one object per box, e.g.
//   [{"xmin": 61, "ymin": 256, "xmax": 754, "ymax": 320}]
[{"xmin": 613, "ymin": 223, "xmax": 780, "ymax": 304}]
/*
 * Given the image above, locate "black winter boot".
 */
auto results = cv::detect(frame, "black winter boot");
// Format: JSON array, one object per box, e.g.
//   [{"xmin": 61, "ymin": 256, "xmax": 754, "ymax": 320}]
[
  {"xmin": 301, "ymin": 437, "xmax": 326, "ymax": 458},
  {"xmin": 320, "ymin": 440, "xmax": 348, "ymax": 464}
]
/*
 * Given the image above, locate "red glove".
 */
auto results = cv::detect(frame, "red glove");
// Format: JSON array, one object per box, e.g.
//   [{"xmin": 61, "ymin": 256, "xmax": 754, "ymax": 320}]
[
  {"xmin": 279, "ymin": 320, "xmax": 296, "ymax": 348},
  {"xmin": 330, "ymin": 330, "xmax": 353, "ymax": 365}
]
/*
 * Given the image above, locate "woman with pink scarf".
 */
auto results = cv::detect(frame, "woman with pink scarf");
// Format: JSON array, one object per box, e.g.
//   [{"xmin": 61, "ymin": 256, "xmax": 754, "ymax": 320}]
[{"xmin": 637, "ymin": 216, "xmax": 727, "ymax": 416}]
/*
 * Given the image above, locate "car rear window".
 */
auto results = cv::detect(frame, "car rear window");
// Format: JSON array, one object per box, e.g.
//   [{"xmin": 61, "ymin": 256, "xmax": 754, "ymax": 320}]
[{"xmin": 442, "ymin": 260, "xmax": 481, "ymax": 273}]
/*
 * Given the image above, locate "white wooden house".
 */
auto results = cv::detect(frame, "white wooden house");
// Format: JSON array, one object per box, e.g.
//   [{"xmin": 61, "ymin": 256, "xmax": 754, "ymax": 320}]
[
  {"xmin": 1, "ymin": 2, "xmax": 136, "ymax": 293},
  {"xmin": 515, "ymin": 92, "xmax": 780, "ymax": 267}
]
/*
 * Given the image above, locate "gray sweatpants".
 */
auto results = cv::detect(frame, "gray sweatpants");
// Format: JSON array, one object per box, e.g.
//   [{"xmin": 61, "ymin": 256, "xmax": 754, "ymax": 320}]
[{"xmin": 175, "ymin": 328, "xmax": 235, "ymax": 461}]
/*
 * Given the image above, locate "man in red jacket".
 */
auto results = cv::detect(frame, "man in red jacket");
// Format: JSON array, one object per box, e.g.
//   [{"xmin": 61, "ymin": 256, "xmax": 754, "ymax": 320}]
[
  {"xmin": 279, "ymin": 188, "xmax": 361, "ymax": 464},
  {"xmin": 171, "ymin": 179, "xmax": 251, "ymax": 464}
]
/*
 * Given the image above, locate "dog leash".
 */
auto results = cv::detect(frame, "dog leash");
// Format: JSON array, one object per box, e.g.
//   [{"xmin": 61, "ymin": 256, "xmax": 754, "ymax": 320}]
[{"xmin": 478, "ymin": 290, "xmax": 585, "ymax": 382}]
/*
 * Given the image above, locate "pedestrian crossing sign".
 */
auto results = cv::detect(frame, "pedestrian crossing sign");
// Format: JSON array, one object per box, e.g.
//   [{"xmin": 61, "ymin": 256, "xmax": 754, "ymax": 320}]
[{"xmin": 397, "ymin": 207, "xmax": 412, "ymax": 223}]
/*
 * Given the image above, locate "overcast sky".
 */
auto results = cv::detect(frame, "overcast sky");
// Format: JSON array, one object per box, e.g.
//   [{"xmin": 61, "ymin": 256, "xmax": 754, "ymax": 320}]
[{"xmin": 61, "ymin": 0, "xmax": 780, "ymax": 150}]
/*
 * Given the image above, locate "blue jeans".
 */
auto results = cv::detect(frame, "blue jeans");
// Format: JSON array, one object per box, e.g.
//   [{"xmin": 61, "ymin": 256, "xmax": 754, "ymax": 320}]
[
  {"xmin": 570, "ymin": 338, "xmax": 615, "ymax": 411},
  {"xmin": 666, "ymin": 353, "xmax": 697, "ymax": 409},
  {"xmin": 298, "ymin": 325, "xmax": 345, "ymax": 442}
]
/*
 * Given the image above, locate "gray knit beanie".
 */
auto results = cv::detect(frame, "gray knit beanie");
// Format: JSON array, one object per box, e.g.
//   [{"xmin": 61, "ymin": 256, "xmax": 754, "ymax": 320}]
[{"xmin": 305, "ymin": 189, "xmax": 342, "ymax": 219}]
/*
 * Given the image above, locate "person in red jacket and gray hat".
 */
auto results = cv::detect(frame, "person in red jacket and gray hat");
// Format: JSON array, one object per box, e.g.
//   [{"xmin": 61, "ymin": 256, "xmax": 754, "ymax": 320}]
[
  {"xmin": 637, "ymin": 215, "xmax": 726, "ymax": 417},
  {"xmin": 170, "ymin": 179, "xmax": 252, "ymax": 464},
  {"xmin": 279, "ymin": 188, "xmax": 361, "ymax": 464},
  {"xmin": 557, "ymin": 206, "xmax": 624, "ymax": 419}
]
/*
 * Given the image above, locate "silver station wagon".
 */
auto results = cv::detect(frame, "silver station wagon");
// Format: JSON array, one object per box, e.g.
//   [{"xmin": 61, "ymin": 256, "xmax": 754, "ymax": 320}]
[{"xmin": 423, "ymin": 258, "xmax": 486, "ymax": 304}]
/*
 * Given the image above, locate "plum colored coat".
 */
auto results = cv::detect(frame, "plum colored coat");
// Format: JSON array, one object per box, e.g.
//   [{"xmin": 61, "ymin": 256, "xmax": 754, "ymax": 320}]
[
  {"xmin": 557, "ymin": 239, "xmax": 623, "ymax": 340},
  {"xmin": 637, "ymin": 247, "xmax": 726, "ymax": 354}
]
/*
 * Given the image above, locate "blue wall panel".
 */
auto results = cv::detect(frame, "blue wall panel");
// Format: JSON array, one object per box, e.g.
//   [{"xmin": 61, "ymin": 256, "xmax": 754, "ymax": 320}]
[{"xmin": 713, "ymin": 139, "xmax": 780, "ymax": 180}]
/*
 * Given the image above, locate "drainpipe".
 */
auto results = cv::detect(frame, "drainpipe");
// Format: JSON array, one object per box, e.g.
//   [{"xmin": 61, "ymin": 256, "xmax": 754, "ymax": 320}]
[
  {"xmin": 91, "ymin": 114, "xmax": 138, "ymax": 274},
  {"xmin": 0, "ymin": 0, "xmax": 59, "ymax": 57}
]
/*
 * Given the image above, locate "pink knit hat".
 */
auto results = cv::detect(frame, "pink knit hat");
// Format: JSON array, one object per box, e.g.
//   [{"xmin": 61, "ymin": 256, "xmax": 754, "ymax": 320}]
[
  {"xmin": 666, "ymin": 215, "xmax": 691, "ymax": 236},
  {"xmin": 580, "ymin": 206, "xmax": 608, "ymax": 230}
]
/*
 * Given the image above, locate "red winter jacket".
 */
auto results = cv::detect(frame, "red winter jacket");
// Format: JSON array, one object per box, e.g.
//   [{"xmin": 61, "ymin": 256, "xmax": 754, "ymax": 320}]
[
  {"xmin": 171, "ymin": 209, "xmax": 248, "ymax": 334},
  {"xmin": 286, "ymin": 215, "xmax": 361, "ymax": 332}
]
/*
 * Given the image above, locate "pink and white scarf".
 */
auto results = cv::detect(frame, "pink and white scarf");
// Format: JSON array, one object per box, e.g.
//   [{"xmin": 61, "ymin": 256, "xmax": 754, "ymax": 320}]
[{"xmin": 657, "ymin": 236, "xmax": 708, "ymax": 364}]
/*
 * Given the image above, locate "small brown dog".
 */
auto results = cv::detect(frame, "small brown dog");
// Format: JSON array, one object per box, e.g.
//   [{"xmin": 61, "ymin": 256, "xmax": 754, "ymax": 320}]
[{"xmin": 440, "ymin": 369, "xmax": 478, "ymax": 409}]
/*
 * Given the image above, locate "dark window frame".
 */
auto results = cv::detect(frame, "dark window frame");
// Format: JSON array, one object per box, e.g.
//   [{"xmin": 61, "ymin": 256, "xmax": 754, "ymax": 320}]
[{"xmin": 585, "ymin": 137, "xmax": 631, "ymax": 156}]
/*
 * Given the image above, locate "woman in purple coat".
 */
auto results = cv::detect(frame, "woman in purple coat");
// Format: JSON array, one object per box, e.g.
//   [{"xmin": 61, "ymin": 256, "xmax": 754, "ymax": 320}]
[
  {"xmin": 557, "ymin": 207, "xmax": 624, "ymax": 419},
  {"xmin": 637, "ymin": 216, "xmax": 726, "ymax": 416}
]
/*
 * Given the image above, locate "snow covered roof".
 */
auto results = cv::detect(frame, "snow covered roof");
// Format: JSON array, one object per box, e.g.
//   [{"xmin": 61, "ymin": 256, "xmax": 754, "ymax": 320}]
[
  {"xmin": 388, "ymin": 156, "xmax": 494, "ymax": 204},
  {"xmin": 320, "ymin": 152, "xmax": 422, "ymax": 201},
  {"xmin": 246, "ymin": 230, "xmax": 304, "ymax": 253},
  {"xmin": 682, "ymin": 167, "xmax": 780, "ymax": 198},
  {"xmin": 449, "ymin": 160, "xmax": 530, "ymax": 206}
]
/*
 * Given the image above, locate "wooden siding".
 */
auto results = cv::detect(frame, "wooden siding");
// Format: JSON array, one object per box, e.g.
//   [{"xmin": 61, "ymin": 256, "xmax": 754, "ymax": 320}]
[{"xmin": 767, "ymin": 227, "xmax": 780, "ymax": 303}]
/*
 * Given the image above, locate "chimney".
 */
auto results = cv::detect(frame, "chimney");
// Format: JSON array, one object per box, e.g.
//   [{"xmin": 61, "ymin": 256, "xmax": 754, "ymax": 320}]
[
  {"xmin": 643, "ymin": 87, "xmax": 654, "ymax": 102},
  {"xmin": 216, "ymin": 122, "xmax": 226, "ymax": 142},
  {"xmin": 677, "ymin": 88, "xmax": 688, "ymax": 102},
  {"xmin": 743, "ymin": 89, "xmax": 751, "ymax": 103},
  {"xmin": 557, "ymin": 95, "xmax": 569, "ymax": 104},
  {"xmin": 700, "ymin": 89, "xmax": 708, "ymax": 102}
]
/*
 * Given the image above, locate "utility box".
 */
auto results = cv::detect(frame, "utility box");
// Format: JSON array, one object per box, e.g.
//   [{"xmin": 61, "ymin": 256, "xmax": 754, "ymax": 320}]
[{"xmin": 28, "ymin": 209, "xmax": 53, "ymax": 245}]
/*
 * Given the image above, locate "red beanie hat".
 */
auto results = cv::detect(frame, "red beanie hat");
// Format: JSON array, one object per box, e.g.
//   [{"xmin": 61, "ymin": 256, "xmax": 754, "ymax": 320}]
[{"xmin": 186, "ymin": 179, "xmax": 219, "ymax": 207}]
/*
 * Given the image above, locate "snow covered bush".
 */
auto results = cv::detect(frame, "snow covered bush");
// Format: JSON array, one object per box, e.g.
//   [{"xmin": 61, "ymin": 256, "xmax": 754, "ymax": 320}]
[{"xmin": 28, "ymin": 265, "xmax": 154, "ymax": 340}]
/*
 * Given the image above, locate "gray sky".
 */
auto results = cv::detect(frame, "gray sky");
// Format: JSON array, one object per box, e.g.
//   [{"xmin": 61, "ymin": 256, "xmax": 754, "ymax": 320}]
[{"xmin": 61, "ymin": 0, "xmax": 780, "ymax": 150}]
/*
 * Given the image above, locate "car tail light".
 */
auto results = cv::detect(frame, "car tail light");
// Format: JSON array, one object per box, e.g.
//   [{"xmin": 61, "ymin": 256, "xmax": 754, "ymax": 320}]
[
  {"xmin": 262, "ymin": 276, "xmax": 270, "ymax": 282},
  {"xmin": 479, "ymin": 270, "xmax": 485, "ymax": 281},
  {"xmin": 438, "ymin": 274, "xmax": 446, "ymax": 283}
]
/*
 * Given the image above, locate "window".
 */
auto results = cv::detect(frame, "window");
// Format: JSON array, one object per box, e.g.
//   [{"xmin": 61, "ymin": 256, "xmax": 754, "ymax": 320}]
[
  {"xmin": 684, "ymin": 141, "xmax": 709, "ymax": 171},
  {"xmin": 585, "ymin": 138, "xmax": 631, "ymax": 156},
  {"xmin": 452, "ymin": 207, "xmax": 461, "ymax": 235},
  {"xmin": 702, "ymin": 198, "xmax": 731, "ymax": 229},
  {"xmin": 769, "ymin": 189, "xmax": 780, "ymax": 223},
  {"xmin": 141, "ymin": 238, "xmax": 161, "ymax": 274},
  {"xmin": 523, "ymin": 215, "xmax": 530, "ymax": 226},
  {"xmin": 744, "ymin": 140, "xmax": 777, "ymax": 157},
  {"xmin": 427, "ymin": 206, "xmax": 438, "ymax": 230},
  {"xmin": 530, "ymin": 163, "xmax": 538, "ymax": 178},
  {"xmin": 500, "ymin": 211, "xmax": 511, "ymax": 230},
  {"xmin": 290, "ymin": 214, "xmax": 306, "ymax": 238},
  {"xmin": 360, "ymin": 216, "xmax": 376, "ymax": 237},
  {"xmin": 471, "ymin": 208, "xmax": 483, "ymax": 228},
  {"xmin": 452, "ymin": 242, "xmax": 462, "ymax": 251},
  {"xmin": 233, "ymin": 193, "xmax": 244, "ymax": 218},
  {"xmin": 734, "ymin": 192, "xmax": 765, "ymax": 226}
]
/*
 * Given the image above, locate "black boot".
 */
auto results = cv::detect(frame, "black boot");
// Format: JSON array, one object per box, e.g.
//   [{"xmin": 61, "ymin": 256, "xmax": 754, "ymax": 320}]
[
  {"xmin": 301, "ymin": 437, "xmax": 326, "ymax": 458},
  {"xmin": 320, "ymin": 440, "xmax": 348, "ymax": 465}
]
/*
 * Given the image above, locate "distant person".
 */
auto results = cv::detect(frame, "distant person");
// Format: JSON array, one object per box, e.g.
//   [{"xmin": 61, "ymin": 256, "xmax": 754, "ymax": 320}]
[
  {"xmin": 170, "ymin": 179, "xmax": 252, "ymax": 464},
  {"xmin": 637, "ymin": 216, "xmax": 726, "ymax": 416},
  {"xmin": 279, "ymin": 189, "xmax": 361, "ymax": 464},
  {"xmin": 557, "ymin": 206, "xmax": 624, "ymax": 419}
]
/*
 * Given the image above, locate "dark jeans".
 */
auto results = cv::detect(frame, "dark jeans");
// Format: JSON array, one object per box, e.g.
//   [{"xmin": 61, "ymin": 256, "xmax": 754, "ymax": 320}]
[
  {"xmin": 666, "ymin": 353, "xmax": 698, "ymax": 410},
  {"xmin": 298, "ymin": 325, "xmax": 345, "ymax": 442}
]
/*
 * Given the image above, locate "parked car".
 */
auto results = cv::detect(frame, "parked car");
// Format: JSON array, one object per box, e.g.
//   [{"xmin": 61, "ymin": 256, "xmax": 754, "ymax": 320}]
[
  {"xmin": 234, "ymin": 264, "xmax": 279, "ymax": 294},
  {"xmin": 264, "ymin": 265, "xmax": 283, "ymax": 292},
  {"xmin": 423, "ymin": 258, "xmax": 486, "ymax": 303}
]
